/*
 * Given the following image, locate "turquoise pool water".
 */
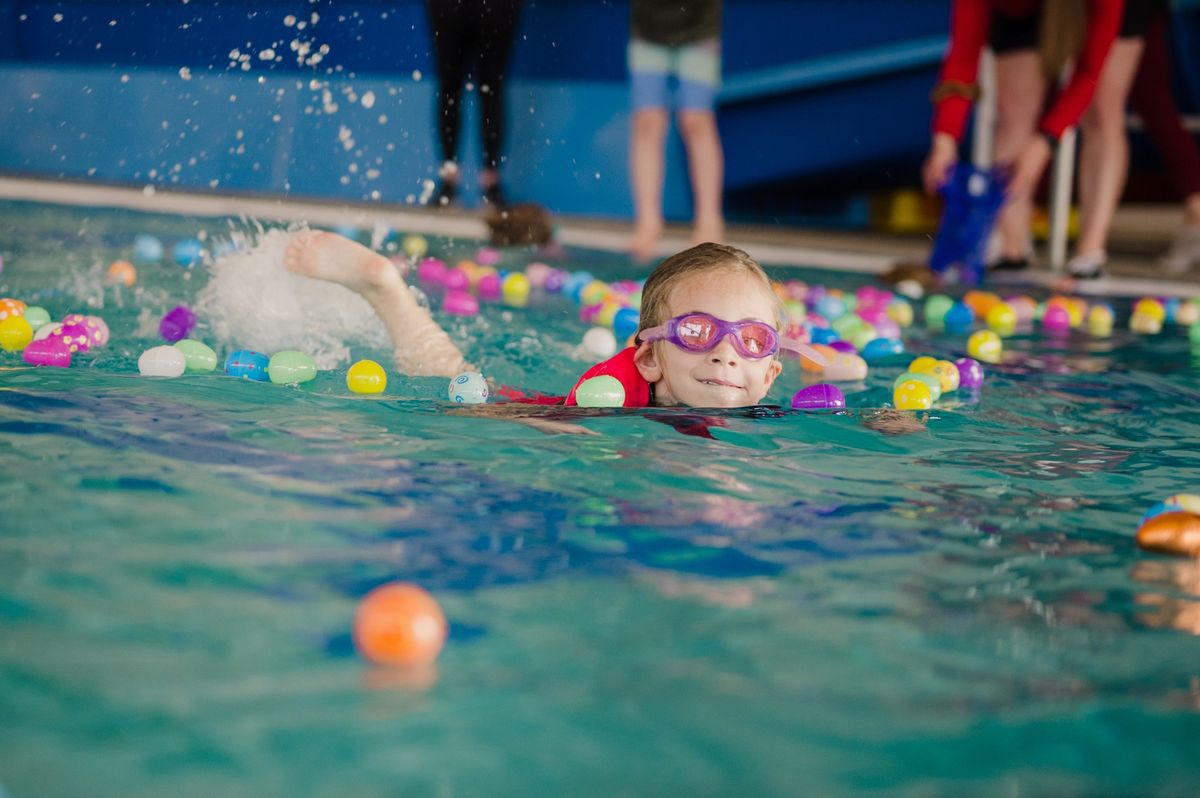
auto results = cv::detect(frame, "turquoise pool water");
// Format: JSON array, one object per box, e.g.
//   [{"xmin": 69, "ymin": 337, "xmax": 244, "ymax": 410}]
[{"xmin": 2, "ymin": 199, "xmax": 1200, "ymax": 796}]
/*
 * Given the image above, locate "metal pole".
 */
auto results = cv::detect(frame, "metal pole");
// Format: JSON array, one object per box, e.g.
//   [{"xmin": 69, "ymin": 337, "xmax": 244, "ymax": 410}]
[
  {"xmin": 972, "ymin": 48, "xmax": 996, "ymax": 169},
  {"xmin": 1047, "ymin": 127, "xmax": 1077, "ymax": 272}
]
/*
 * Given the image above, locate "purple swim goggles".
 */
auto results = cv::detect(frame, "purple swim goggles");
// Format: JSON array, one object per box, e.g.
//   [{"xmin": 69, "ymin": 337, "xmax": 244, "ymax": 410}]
[{"xmin": 638, "ymin": 312, "xmax": 828, "ymax": 365}]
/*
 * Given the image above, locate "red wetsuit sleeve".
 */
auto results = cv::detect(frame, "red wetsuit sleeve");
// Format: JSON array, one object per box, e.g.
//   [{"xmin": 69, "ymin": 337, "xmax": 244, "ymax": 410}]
[
  {"xmin": 1038, "ymin": 0, "xmax": 1123, "ymax": 139},
  {"xmin": 932, "ymin": 0, "xmax": 991, "ymax": 141},
  {"xmin": 563, "ymin": 347, "xmax": 652, "ymax": 408}
]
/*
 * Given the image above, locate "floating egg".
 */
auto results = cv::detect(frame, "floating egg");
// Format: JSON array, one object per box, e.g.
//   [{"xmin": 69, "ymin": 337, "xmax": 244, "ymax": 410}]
[
  {"xmin": 173, "ymin": 339, "xmax": 218, "ymax": 372},
  {"xmin": 402, "ymin": 235, "xmax": 429, "ymax": 259},
  {"xmin": 893, "ymin": 379, "xmax": 933, "ymax": 410},
  {"xmin": 1087, "ymin": 305, "xmax": 1114, "ymax": 337},
  {"xmin": 1136, "ymin": 512, "xmax": 1200, "ymax": 557},
  {"xmin": 416, "ymin": 257, "xmax": 447, "ymax": 284},
  {"xmin": 822, "ymin": 352, "xmax": 868, "ymax": 382},
  {"xmin": 475, "ymin": 246, "xmax": 501, "ymax": 266},
  {"xmin": 579, "ymin": 280, "xmax": 609, "ymax": 307},
  {"xmin": 1133, "ymin": 297, "xmax": 1165, "ymax": 323},
  {"xmin": 924, "ymin": 295, "xmax": 953, "ymax": 327},
  {"xmin": 943, "ymin": 301, "xmax": 975, "ymax": 333},
  {"xmin": 477, "ymin": 270, "xmax": 502, "ymax": 301},
  {"xmin": 159, "ymin": 305, "xmax": 196, "ymax": 343},
  {"xmin": 791, "ymin": 383, "xmax": 845, "ymax": 410},
  {"xmin": 353, "ymin": 582, "xmax": 448, "ymax": 667},
  {"xmin": 268, "ymin": 350, "xmax": 318, "ymax": 384},
  {"xmin": 1177, "ymin": 301, "xmax": 1200, "ymax": 326},
  {"xmin": 525, "ymin": 262, "xmax": 552, "ymax": 288},
  {"xmin": 892, "ymin": 371, "xmax": 941, "ymax": 401},
  {"xmin": 860, "ymin": 337, "xmax": 904, "ymax": 363},
  {"xmin": 84, "ymin": 316, "xmax": 110, "ymax": 348},
  {"xmin": 133, "ymin": 234, "xmax": 163, "ymax": 264},
  {"xmin": 448, "ymin": 371, "xmax": 489, "ymax": 403},
  {"xmin": 22, "ymin": 336, "xmax": 72, "ymax": 368},
  {"xmin": 908, "ymin": 356, "xmax": 939, "ymax": 374},
  {"xmin": 543, "ymin": 269, "xmax": 568, "ymax": 293},
  {"xmin": 1041, "ymin": 303, "xmax": 1072, "ymax": 334},
  {"xmin": 581, "ymin": 327, "xmax": 618, "ymax": 360},
  {"xmin": 967, "ymin": 329, "xmax": 1002, "ymax": 364},
  {"xmin": 138, "ymin": 345, "xmax": 186, "ymax": 377},
  {"xmin": 0, "ymin": 297, "xmax": 26, "ymax": 321},
  {"xmin": 442, "ymin": 290, "xmax": 479, "ymax": 316},
  {"xmin": 33, "ymin": 322, "xmax": 61, "ymax": 341},
  {"xmin": 22, "ymin": 306, "xmax": 51, "ymax": 331},
  {"xmin": 1129, "ymin": 312, "xmax": 1162, "ymax": 335},
  {"xmin": 934, "ymin": 359, "xmax": 960, "ymax": 393},
  {"xmin": 501, "ymin": 272, "xmax": 530, "ymax": 307},
  {"xmin": 225, "ymin": 349, "xmax": 270, "ymax": 381},
  {"xmin": 574, "ymin": 375, "xmax": 625, "ymax": 407},
  {"xmin": 886, "ymin": 298, "xmax": 914, "ymax": 327},
  {"xmin": 106, "ymin": 260, "xmax": 137, "ymax": 286},
  {"xmin": 173, "ymin": 239, "xmax": 203, "ymax": 268},
  {"xmin": 52, "ymin": 323, "xmax": 91, "ymax": 354},
  {"xmin": 612, "ymin": 308, "xmax": 640, "ymax": 342},
  {"xmin": 0, "ymin": 315, "xmax": 33, "ymax": 352},
  {"xmin": 442, "ymin": 266, "xmax": 471, "ymax": 291},
  {"xmin": 347, "ymin": 359, "xmax": 387, "ymax": 394},
  {"xmin": 895, "ymin": 278, "xmax": 924, "ymax": 300},
  {"xmin": 955, "ymin": 357, "xmax": 985, "ymax": 389},
  {"xmin": 985, "ymin": 302, "xmax": 1017, "ymax": 336},
  {"xmin": 560, "ymin": 271, "xmax": 595, "ymax": 303}
]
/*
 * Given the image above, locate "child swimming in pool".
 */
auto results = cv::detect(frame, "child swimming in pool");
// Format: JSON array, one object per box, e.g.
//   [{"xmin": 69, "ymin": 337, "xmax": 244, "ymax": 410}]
[{"xmin": 284, "ymin": 231, "xmax": 820, "ymax": 408}]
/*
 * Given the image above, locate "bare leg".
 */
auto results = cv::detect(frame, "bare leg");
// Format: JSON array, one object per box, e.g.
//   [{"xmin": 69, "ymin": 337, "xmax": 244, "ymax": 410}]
[
  {"xmin": 993, "ymin": 51, "xmax": 1046, "ymax": 261},
  {"xmin": 629, "ymin": 107, "xmax": 669, "ymax": 259},
  {"xmin": 677, "ymin": 109, "xmax": 725, "ymax": 245},
  {"xmin": 1076, "ymin": 38, "xmax": 1144, "ymax": 258},
  {"xmin": 283, "ymin": 231, "xmax": 470, "ymax": 377}
]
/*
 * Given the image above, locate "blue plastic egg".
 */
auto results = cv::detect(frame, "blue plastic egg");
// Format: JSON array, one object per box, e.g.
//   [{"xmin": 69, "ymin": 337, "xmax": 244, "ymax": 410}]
[
  {"xmin": 133, "ymin": 234, "xmax": 164, "ymax": 264},
  {"xmin": 943, "ymin": 301, "xmax": 975, "ymax": 333},
  {"xmin": 561, "ymin": 271, "xmax": 595, "ymax": 304},
  {"xmin": 810, "ymin": 326, "xmax": 839, "ymax": 345},
  {"xmin": 612, "ymin": 308, "xmax": 641, "ymax": 342},
  {"xmin": 860, "ymin": 337, "xmax": 905, "ymax": 363},
  {"xmin": 224, "ymin": 349, "xmax": 270, "ymax": 381},
  {"xmin": 173, "ymin": 239, "xmax": 203, "ymax": 268}
]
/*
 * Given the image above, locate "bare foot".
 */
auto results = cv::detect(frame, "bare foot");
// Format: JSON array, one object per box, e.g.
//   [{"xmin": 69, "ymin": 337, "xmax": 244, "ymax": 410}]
[
  {"xmin": 628, "ymin": 218, "xmax": 663, "ymax": 261},
  {"xmin": 284, "ymin": 230, "xmax": 402, "ymax": 299},
  {"xmin": 691, "ymin": 215, "xmax": 725, "ymax": 246}
]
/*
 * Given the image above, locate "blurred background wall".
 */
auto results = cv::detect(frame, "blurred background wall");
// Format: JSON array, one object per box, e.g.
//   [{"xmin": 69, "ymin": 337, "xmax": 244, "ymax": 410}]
[{"xmin": 1, "ymin": 0, "xmax": 1197, "ymax": 227}]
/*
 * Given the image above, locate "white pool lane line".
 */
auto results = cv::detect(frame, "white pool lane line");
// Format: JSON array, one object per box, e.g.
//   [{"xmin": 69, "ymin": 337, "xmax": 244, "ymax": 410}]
[{"xmin": 2, "ymin": 176, "xmax": 1197, "ymax": 299}]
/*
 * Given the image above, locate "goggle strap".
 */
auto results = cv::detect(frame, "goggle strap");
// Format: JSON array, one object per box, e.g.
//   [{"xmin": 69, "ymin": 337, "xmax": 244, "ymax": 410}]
[{"xmin": 779, "ymin": 339, "xmax": 830, "ymax": 367}]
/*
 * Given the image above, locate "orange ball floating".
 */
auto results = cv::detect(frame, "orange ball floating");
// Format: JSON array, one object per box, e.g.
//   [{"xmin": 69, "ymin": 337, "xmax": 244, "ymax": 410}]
[
  {"xmin": 353, "ymin": 582, "xmax": 448, "ymax": 667},
  {"xmin": 0, "ymin": 297, "xmax": 27, "ymax": 321},
  {"xmin": 1136, "ymin": 512, "xmax": 1200, "ymax": 557},
  {"xmin": 106, "ymin": 260, "xmax": 137, "ymax": 287}
]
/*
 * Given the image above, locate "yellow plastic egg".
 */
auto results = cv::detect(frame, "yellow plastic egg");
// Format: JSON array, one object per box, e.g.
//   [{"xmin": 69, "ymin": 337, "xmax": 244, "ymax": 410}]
[
  {"xmin": 0, "ymin": 315, "xmax": 34, "ymax": 352},
  {"xmin": 580, "ymin": 279, "xmax": 610, "ymax": 307},
  {"xmin": 1087, "ymin": 305, "xmax": 1114, "ymax": 337},
  {"xmin": 893, "ymin": 378, "xmax": 933, "ymax": 410},
  {"xmin": 934, "ymin": 359, "xmax": 960, "ymax": 393},
  {"xmin": 1133, "ymin": 297, "xmax": 1165, "ymax": 323},
  {"xmin": 402, "ymin": 235, "xmax": 428, "ymax": 259},
  {"xmin": 347, "ymin": 359, "xmax": 387, "ymax": 394},
  {"xmin": 1130, "ymin": 312, "xmax": 1162, "ymax": 335},
  {"xmin": 967, "ymin": 329, "xmax": 1003, "ymax": 364},
  {"xmin": 985, "ymin": 302, "xmax": 1018, "ymax": 337},
  {"xmin": 908, "ymin": 355, "xmax": 939, "ymax": 374},
  {"xmin": 501, "ymin": 272, "xmax": 531, "ymax": 308}
]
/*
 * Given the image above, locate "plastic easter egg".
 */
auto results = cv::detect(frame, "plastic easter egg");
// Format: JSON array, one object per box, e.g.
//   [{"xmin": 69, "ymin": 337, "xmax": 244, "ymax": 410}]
[
  {"xmin": 53, "ymin": 323, "xmax": 91, "ymax": 354},
  {"xmin": 1163, "ymin": 494, "xmax": 1200, "ymax": 515},
  {"xmin": 477, "ymin": 270, "xmax": 502, "ymax": 301},
  {"xmin": 810, "ymin": 326, "xmax": 838, "ymax": 345},
  {"xmin": 924, "ymin": 295, "xmax": 953, "ymax": 327},
  {"xmin": 887, "ymin": 299, "xmax": 914, "ymax": 327},
  {"xmin": 22, "ymin": 336, "xmax": 72, "ymax": 368},
  {"xmin": 443, "ymin": 266, "xmax": 471, "ymax": 292},
  {"xmin": 402, "ymin": 235, "xmax": 428, "ymax": 259},
  {"xmin": 1129, "ymin": 312, "xmax": 1162, "ymax": 335},
  {"xmin": 801, "ymin": 343, "xmax": 837, "ymax": 374},
  {"xmin": 893, "ymin": 379, "xmax": 933, "ymax": 410},
  {"xmin": 1005, "ymin": 295, "xmax": 1037, "ymax": 324},
  {"xmin": 83, "ymin": 316, "xmax": 109, "ymax": 348},
  {"xmin": 1088, "ymin": 304, "xmax": 1114, "ymax": 337},
  {"xmin": 579, "ymin": 280, "xmax": 609, "ymax": 308},
  {"xmin": 448, "ymin": 371, "xmax": 489, "ymax": 403},
  {"xmin": 893, "ymin": 371, "xmax": 941, "ymax": 401},
  {"xmin": 822, "ymin": 352, "xmax": 868, "ymax": 382},
  {"xmin": 895, "ymin": 278, "xmax": 924, "ymax": 300},
  {"xmin": 268, "ymin": 350, "xmax": 318, "ymax": 385},
  {"xmin": 501, "ymin": 272, "xmax": 531, "ymax": 307},
  {"xmin": 815, "ymin": 295, "xmax": 845, "ymax": 321},
  {"xmin": 173, "ymin": 339, "xmax": 218, "ymax": 372},
  {"xmin": 943, "ymin": 301, "xmax": 975, "ymax": 333},
  {"xmin": 830, "ymin": 314, "xmax": 863, "ymax": 340},
  {"xmin": 347, "ymin": 359, "xmax": 387, "ymax": 394},
  {"xmin": 138, "ymin": 345, "xmax": 186, "ymax": 377},
  {"xmin": 225, "ymin": 349, "xmax": 270, "ymax": 381},
  {"xmin": 133, "ymin": 234, "xmax": 163, "ymax": 264},
  {"xmin": 791, "ymin": 383, "xmax": 846, "ymax": 410},
  {"xmin": 985, "ymin": 303, "xmax": 1018, "ymax": 337},
  {"xmin": 106, "ymin": 260, "xmax": 137, "ymax": 286},
  {"xmin": 828, "ymin": 341, "xmax": 856, "ymax": 355},
  {"xmin": 1133, "ymin": 297, "xmax": 1165, "ymax": 323},
  {"xmin": 1136, "ymin": 511, "xmax": 1200, "ymax": 557},
  {"xmin": 353, "ymin": 582, "xmax": 448, "ymax": 667},
  {"xmin": 574, "ymin": 375, "xmax": 626, "ymax": 407},
  {"xmin": 0, "ymin": 315, "xmax": 33, "ymax": 352},
  {"xmin": 34, "ymin": 322, "xmax": 61, "ymax": 341},
  {"xmin": 595, "ymin": 301, "xmax": 625, "ymax": 329},
  {"xmin": 934, "ymin": 360, "xmax": 960, "ymax": 393},
  {"xmin": 173, "ymin": 239, "xmax": 203, "ymax": 268},
  {"xmin": 1041, "ymin": 304, "xmax": 1072, "ymax": 334},
  {"xmin": 159, "ymin": 305, "xmax": 196, "ymax": 343},
  {"xmin": 475, "ymin": 246, "xmax": 501, "ymax": 267},
  {"xmin": 442, "ymin": 290, "xmax": 479, "ymax": 316},
  {"xmin": 581, "ymin": 327, "xmax": 618, "ymax": 360},
  {"xmin": 0, "ymin": 298, "xmax": 26, "ymax": 321},
  {"xmin": 416, "ymin": 257, "xmax": 447, "ymax": 285},
  {"xmin": 860, "ymin": 337, "xmax": 904, "ymax": 363},
  {"xmin": 22, "ymin": 306, "xmax": 51, "ymax": 331},
  {"xmin": 560, "ymin": 272, "xmax": 594, "ymax": 303},
  {"xmin": 1176, "ymin": 301, "xmax": 1200, "ymax": 326},
  {"xmin": 967, "ymin": 329, "xmax": 1002, "ymax": 364},
  {"xmin": 955, "ymin": 357, "xmax": 985, "ymax": 390},
  {"xmin": 846, "ymin": 324, "xmax": 877, "ymax": 351},
  {"xmin": 543, "ymin": 269, "xmax": 568, "ymax": 293},
  {"xmin": 524, "ymin": 262, "xmax": 551, "ymax": 288},
  {"xmin": 1190, "ymin": 322, "xmax": 1200, "ymax": 345},
  {"xmin": 908, "ymin": 356, "xmax": 939, "ymax": 374},
  {"xmin": 613, "ymin": 308, "xmax": 640, "ymax": 342}
]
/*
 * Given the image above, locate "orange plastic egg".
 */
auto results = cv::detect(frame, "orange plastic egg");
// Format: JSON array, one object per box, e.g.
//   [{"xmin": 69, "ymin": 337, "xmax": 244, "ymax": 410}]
[{"xmin": 353, "ymin": 583, "xmax": 448, "ymax": 667}]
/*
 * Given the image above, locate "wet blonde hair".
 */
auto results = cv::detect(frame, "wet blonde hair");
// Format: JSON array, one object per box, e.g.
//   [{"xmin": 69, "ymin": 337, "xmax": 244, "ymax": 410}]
[
  {"xmin": 636, "ymin": 242, "xmax": 784, "ymax": 339},
  {"xmin": 1039, "ymin": 0, "xmax": 1086, "ymax": 80}
]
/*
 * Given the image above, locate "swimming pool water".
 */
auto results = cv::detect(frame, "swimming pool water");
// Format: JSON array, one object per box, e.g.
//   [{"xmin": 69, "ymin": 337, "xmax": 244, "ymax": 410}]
[{"xmin": 3, "ymin": 199, "xmax": 1200, "ymax": 796}]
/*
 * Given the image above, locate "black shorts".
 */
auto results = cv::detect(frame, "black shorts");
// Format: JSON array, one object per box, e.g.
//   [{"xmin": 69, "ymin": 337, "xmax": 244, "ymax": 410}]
[
  {"xmin": 988, "ymin": 11, "xmax": 1038, "ymax": 55},
  {"xmin": 1120, "ymin": 0, "xmax": 1169, "ymax": 39}
]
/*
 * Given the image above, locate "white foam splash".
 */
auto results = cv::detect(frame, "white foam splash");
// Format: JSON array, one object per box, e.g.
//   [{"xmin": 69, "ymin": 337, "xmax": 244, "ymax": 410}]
[{"xmin": 194, "ymin": 227, "xmax": 389, "ymax": 369}]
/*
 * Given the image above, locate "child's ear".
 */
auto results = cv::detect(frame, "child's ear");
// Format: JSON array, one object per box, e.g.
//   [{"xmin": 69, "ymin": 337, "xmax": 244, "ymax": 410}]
[
  {"xmin": 633, "ymin": 340, "xmax": 663, "ymax": 383},
  {"xmin": 764, "ymin": 358, "xmax": 783, "ymax": 387}
]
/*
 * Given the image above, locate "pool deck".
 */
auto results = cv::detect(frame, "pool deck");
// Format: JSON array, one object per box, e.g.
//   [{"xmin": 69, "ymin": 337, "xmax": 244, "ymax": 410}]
[{"xmin": 2, "ymin": 175, "xmax": 1197, "ymax": 298}]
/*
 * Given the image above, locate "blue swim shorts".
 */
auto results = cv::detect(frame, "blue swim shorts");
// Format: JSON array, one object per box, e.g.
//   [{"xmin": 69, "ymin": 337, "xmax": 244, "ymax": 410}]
[{"xmin": 628, "ymin": 37, "xmax": 721, "ymax": 112}]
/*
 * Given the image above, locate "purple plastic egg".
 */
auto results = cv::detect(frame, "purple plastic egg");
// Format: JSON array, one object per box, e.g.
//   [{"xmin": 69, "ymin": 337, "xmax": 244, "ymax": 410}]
[
  {"xmin": 1041, "ymin": 304, "xmax": 1071, "ymax": 333},
  {"xmin": 159, "ymin": 305, "xmax": 196, "ymax": 343},
  {"xmin": 477, "ymin": 271, "xmax": 502, "ymax": 300},
  {"xmin": 443, "ymin": 289, "xmax": 479, "ymax": 316},
  {"xmin": 829, "ymin": 340, "xmax": 857, "ymax": 354},
  {"xmin": 542, "ymin": 269, "xmax": 567, "ymax": 293},
  {"xmin": 443, "ymin": 267, "xmax": 471, "ymax": 292},
  {"xmin": 955, "ymin": 357, "xmax": 985, "ymax": 389},
  {"xmin": 417, "ymin": 257, "xmax": 448, "ymax": 284},
  {"xmin": 791, "ymin": 383, "xmax": 846, "ymax": 410},
  {"xmin": 22, "ymin": 336, "xmax": 72, "ymax": 367},
  {"xmin": 53, "ymin": 322, "xmax": 92, "ymax": 353}
]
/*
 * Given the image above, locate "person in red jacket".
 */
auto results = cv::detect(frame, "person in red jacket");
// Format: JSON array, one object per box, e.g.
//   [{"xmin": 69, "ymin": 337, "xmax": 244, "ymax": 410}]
[{"xmin": 922, "ymin": 0, "xmax": 1123, "ymax": 276}]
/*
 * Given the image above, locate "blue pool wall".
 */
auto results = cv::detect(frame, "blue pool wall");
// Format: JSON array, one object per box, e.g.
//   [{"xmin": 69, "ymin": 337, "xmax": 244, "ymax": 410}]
[{"xmin": 1, "ymin": 0, "xmax": 1198, "ymax": 222}]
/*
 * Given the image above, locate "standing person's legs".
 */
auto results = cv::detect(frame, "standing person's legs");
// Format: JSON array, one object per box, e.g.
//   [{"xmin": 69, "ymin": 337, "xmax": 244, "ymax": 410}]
[
  {"xmin": 476, "ymin": 0, "xmax": 523, "ymax": 205},
  {"xmin": 991, "ymin": 49, "xmax": 1046, "ymax": 264},
  {"xmin": 675, "ymin": 38, "xmax": 724, "ymax": 245},
  {"xmin": 628, "ymin": 39, "xmax": 671, "ymax": 260},
  {"xmin": 426, "ymin": 0, "xmax": 468, "ymax": 204},
  {"xmin": 1130, "ymin": 13, "xmax": 1200, "ymax": 272},
  {"xmin": 1072, "ymin": 37, "xmax": 1144, "ymax": 276}
]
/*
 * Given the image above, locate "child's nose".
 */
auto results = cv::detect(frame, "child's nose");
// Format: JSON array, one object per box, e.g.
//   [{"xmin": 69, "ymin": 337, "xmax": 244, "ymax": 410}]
[{"xmin": 709, "ymin": 335, "xmax": 740, "ymax": 364}]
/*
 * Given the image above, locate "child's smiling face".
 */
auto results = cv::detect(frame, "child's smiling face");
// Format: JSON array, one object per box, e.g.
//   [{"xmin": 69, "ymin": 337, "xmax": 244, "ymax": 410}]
[{"xmin": 634, "ymin": 270, "xmax": 784, "ymax": 407}]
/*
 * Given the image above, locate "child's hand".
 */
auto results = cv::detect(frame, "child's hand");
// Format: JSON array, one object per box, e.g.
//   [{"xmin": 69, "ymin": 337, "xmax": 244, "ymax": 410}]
[{"xmin": 922, "ymin": 133, "xmax": 958, "ymax": 194}]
